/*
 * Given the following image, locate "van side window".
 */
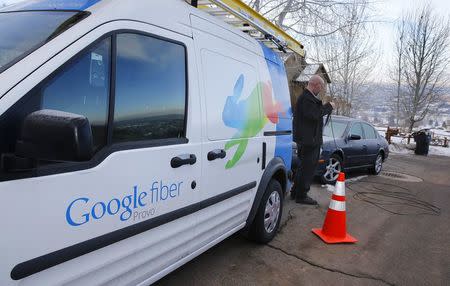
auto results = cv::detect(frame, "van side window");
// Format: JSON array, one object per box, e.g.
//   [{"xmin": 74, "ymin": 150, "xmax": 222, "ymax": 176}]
[
  {"xmin": 113, "ymin": 33, "xmax": 186, "ymax": 143},
  {"xmin": 0, "ymin": 38, "xmax": 111, "ymax": 168},
  {"xmin": 41, "ymin": 38, "xmax": 111, "ymax": 150}
]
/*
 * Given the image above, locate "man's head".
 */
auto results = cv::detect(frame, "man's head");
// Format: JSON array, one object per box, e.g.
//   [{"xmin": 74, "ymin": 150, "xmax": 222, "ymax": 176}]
[{"xmin": 307, "ymin": 75, "xmax": 325, "ymax": 96}]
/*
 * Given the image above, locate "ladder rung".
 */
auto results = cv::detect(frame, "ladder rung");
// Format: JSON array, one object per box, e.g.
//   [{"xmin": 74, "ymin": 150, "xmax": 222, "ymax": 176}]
[
  {"xmin": 199, "ymin": 7, "xmax": 225, "ymax": 13},
  {"xmin": 216, "ymin": 17, "xmax": 245, "ymax": 25},
  {"xmin": 197, "ymin": 0, "xmax": 212, "ymax": 5},
  {"xmin": 237, "ymin": 26, "xmax": 257, "ymax": 32}
]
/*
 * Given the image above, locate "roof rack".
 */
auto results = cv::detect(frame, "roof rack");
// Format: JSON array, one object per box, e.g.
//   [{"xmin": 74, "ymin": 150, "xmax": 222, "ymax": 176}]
[{"xmin": 187, "ymin": 0, "xmax": 305, "ymax": 57}]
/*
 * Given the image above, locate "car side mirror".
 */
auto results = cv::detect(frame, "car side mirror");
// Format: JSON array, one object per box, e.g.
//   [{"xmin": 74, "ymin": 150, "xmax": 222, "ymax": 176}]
[
  {"xmin": 15, "ymin": 109, "xmax": 94, "ymax": 162},
  {"xmin": 348, "ymin": 134, "xmax": 361, "ymax": 140}
]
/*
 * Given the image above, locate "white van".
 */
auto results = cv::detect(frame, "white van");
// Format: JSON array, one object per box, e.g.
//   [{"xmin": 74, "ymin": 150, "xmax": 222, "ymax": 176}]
[{"xmin": 0, "ymin": 0, "xmax": 293, "ymax": 285}]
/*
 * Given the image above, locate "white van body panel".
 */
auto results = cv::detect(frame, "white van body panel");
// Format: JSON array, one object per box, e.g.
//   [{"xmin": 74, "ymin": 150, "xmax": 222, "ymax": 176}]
[
  {"xmin": 191, "ymin": 14, "xmax": 263, "ymax": 250},
  {"xmin": 0, "ymin": 0, "xmax": 292, "ymax": 285}
]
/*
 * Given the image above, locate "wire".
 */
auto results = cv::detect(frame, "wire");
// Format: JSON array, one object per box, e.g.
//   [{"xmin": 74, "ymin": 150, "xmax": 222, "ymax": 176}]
[
  {"xmin": 324, "ymin": 102, "xmax": 338, "ymax": 151},
  {"xmin": 322, "ymin": 113, "xmax": 339, "ymax": 182},
  {"xmin": 329, "ymin": 114, "xmax": 339, "ymax": 151},
  {"xmin": 347, "ymin": 179, "xmax": 441, "ymax": 216}
]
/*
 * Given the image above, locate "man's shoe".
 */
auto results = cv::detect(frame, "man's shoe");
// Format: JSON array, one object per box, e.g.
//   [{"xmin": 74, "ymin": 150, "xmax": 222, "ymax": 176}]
[
  {"xmin": 296, "ymin": 196, "xmax": 318, "ymax": 205},
  {"xmin": 290, "ymin": 190, "xmax": 296, "ymax": 200}
]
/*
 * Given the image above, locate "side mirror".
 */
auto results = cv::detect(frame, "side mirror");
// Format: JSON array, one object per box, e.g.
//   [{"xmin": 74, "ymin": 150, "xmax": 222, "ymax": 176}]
[
  {"xmin": 348, "ymin": 134, "xmax": 361, "ymax": 140},
  {"xmin": 15, "ymin": 109, "xmax": 94, "ymax": 162}
]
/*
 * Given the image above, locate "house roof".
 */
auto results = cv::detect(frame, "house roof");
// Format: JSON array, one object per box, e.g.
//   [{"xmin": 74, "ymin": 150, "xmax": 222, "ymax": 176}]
[{"xmin": 295, "ymin": 63, "xmax": 331, "ymax": 83}]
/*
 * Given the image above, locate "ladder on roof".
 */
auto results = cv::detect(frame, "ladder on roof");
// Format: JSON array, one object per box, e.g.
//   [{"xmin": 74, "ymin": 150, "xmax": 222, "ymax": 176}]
[{"xmin": 186, "ymin": 0, "xmax": 305, "ymax": 57}]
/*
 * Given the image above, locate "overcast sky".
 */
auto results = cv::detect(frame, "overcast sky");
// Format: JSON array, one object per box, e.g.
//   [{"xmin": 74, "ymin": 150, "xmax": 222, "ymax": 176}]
[
  {"xmin": 372, "ymin": 0, "xmax": 450, "ymax": 82},
  {"xmin": 1, "ymin": 0, "xmax": 449, "ymax": 82}
]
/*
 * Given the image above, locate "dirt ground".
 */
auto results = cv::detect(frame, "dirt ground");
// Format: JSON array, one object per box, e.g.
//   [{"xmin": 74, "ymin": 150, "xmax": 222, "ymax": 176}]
[{"xmin": 156, "ymin": 153, "xmax": 450, "ymax": 286}]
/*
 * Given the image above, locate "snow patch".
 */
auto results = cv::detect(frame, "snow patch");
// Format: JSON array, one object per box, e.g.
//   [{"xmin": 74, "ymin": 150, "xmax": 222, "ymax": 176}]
[
  {"xmin": 326, "ymin": 184, "xmax": 334, "ymax": 193},
  {"xmin": 389, "ymin": 142, "xmax": 415, "ymax": 155},
  {"xmin": 375, "ymin": 127, "xmax": 387, "ymax": 137},
  {"xmin": 389, "ymin": 142, "xmax": 450, "ymax": 157},
  {"xmin": 428, "ymin": 145, "xmax": 450, "ymax": 157},
  {"xmin": 321, "ymin": 175, "xmax": 368, "ymax": 193},
  {"xmin": 428, "ymin": 128, "xmax": 450, "ymax": 137},
  {"xmin": 346, "ymin": 175, "xmax": 369, "ymax": 183}
]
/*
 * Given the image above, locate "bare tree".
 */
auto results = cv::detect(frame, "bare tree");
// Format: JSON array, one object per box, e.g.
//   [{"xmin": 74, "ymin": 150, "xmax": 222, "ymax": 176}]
[
  {"xmin": 392, "ymin": 17, "xmax": 406, "ymax": 127},
  {"xmin": 399, "ymin": 5, "xmax": 450, "ymax": 132},
  {"xmin": 244, "ymin": 0, "xmax": 378, "ymax": 39},
  {"xmin": 309, "ymin": 0, "xmax": 378, "ymax": 116},
  {"xmin": 248, "ymin": 0, "xmax": 263, "ymax": 12},
  {"xmin": 243, "ymin": 0, "xmax": 379, "ymax": 116},
  {"xmin": 276, "ymin": 0, "xmax": 294, "ymax": 27}
]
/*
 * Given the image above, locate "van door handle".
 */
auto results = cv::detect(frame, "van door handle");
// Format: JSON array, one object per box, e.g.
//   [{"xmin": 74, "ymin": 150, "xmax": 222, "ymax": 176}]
[
  {"xmin": 208, "ymin": 149, "xmax": 226, "ymax": 161},
  {"xmin": 171, "ymin": 154, "xmax": 197, "ymax": 168}
]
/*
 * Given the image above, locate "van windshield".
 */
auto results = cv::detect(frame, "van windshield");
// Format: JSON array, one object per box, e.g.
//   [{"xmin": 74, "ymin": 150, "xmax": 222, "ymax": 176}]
[{"xmin": 0, "ymin": 10, "xmax": 83, "ymax": 73}]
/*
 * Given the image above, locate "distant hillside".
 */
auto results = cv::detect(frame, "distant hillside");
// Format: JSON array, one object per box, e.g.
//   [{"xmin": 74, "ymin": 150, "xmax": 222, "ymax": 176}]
[{"xmin": 349, "ymin": 82, "xmax": 450, "ymax": 127}]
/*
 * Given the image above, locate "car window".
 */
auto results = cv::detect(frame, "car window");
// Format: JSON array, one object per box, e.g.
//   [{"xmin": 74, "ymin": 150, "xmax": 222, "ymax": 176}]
[
  {"xmin": 323, "ymin": 120, "xmax": 348, "ymax": 138},
  {"xmin": 350, "ymin": 123, "xmax": 364, "ymax": 138},
  {"xmin": 113, "ymin": 33, "xmax": 186, "ymax": 143},
  {"xmin": 0, "ymin": 37, "xmax": 111, "ymax": 167},
  {"xmin": 362, "ymin": 123, "xmax": 377, "ymax": 139}
]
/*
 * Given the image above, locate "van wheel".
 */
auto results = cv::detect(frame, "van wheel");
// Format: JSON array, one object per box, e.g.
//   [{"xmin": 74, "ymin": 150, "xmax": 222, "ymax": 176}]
[{"xmin": 249, "ymin": 179, "xmax": 283, "ymax": 244}]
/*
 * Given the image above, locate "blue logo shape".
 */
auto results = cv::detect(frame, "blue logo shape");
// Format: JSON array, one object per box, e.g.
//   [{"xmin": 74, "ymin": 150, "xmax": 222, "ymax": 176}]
[{"xmin": 222, "ymin": 74, "xmax": 246, "ymax": 130}]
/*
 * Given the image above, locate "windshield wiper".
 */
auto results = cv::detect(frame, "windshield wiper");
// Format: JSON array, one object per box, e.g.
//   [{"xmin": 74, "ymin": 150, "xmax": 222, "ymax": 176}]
[{"xmin": 46, "ymin": 11, "xmax": 90, "ymax": 42}]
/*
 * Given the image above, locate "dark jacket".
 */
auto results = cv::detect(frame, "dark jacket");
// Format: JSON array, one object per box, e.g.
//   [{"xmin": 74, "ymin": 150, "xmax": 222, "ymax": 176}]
[{"xmin": 293, "ymin": 89, "xmax": 333, "ymax": 147}]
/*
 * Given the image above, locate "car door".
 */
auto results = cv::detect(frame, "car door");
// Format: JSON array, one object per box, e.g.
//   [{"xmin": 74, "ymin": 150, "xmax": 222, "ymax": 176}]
[
  {"xmin": 361, "ymin": 123, "xmax": 379, "ymax": 164},
  {"xmin": 0, "ymin": 21, "xmax": 202, "ymax": 286},
  {"xmin": 344, "ymin": 122, "xmax": 367, "ymax": 167}
]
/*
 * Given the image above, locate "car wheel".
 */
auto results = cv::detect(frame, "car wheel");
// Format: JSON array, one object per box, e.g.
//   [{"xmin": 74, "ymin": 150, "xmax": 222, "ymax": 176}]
[
  {"xmin": 249, "ymin": 179, "xmax": 283, "ymax": 244},
  {"xmin": 370, "ymin": 153, "xmax": 383, "ymax": 175},
  {"xmin": 321, "ymin": 154, "xmax": 343, "ymax": 184}
]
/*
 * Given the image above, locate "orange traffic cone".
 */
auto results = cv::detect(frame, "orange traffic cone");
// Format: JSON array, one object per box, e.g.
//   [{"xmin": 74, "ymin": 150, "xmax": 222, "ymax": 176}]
[{"xmin": 312, "ymin": 172, "xmax": 357, "ymax": 243}]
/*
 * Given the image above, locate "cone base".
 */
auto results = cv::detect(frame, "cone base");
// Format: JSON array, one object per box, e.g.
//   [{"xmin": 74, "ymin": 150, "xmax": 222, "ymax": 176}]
[{"xmin": 312, "ymin": 228, "xmax": 358, "ymax": 244}]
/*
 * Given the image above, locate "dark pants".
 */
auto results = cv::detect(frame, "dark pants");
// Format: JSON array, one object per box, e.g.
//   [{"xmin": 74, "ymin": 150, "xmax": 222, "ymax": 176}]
[{"xmin": 294, "ymin": 144, "xmax": 321, "ymax": 198}]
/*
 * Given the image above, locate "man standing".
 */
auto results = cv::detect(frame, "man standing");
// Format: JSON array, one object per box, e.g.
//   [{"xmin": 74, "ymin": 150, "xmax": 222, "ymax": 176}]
[{"xmin": 293, "ymin": 75, "xmax": 334, "ymax": 205}]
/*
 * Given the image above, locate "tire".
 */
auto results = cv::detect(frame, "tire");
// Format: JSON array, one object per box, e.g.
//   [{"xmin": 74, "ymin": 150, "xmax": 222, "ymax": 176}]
[
  {"xmin": 249, "ymin": 179, "xmax": 283, "ymax": 244},
  {"xmin": 321, "ymin": 154, "xmax": 343, "ymax": 184},
  {"xmin": 370, "ymin": 153, "xmax": 383, "ymax": 175}
]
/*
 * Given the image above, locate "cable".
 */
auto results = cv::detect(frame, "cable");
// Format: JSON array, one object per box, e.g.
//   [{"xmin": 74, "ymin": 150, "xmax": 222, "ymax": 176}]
[
  {"xmin": 346, "ymin": 180, "xmax": 441, "ymax": 216},
  {"xmin": 324, "ymin": 100, "xmax": 338, "ymax": 151},
  {"xmin": 322, "ymin": 112, "xmax": 339, "ymax": 183},
  {"xmin": 353, "ymin": 180, "xmax": 441, "ymax": 216},
  {"xmin": 329, "ymin": 114, "xmax": 338, "ymax": 151}
]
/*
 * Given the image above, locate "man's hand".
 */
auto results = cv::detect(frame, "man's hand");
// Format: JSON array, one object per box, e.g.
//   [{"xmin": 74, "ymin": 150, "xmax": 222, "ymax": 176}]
[{"xmin": 329, "ymin": 101, "xmax": 336, "ymax": 109}]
